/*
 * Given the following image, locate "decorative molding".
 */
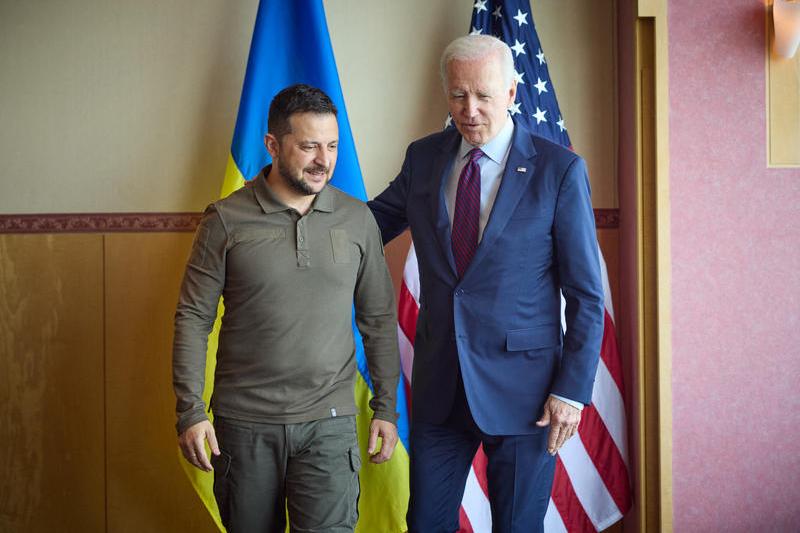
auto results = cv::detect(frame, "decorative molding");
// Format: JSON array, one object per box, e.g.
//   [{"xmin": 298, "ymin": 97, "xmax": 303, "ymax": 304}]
[
  {"xmin": 0, "ymin": 212, "xmax": 203, "ymax": 234},
  {"xmin": 0, "ymin": 209, "xmax": 620, "ymax": 234}
]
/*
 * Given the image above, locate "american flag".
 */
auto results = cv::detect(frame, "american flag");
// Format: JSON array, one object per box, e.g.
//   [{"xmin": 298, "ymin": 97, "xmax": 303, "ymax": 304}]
[{"xmin": 396, "ymin": 1, "xmax": 632, "ymax": 531}]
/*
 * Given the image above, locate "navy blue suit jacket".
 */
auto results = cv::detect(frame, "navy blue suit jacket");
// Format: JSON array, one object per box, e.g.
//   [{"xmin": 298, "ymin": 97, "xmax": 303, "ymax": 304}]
[{"xmin": 369, "ymin": 121, "xmax": 604, "ymax": 436}]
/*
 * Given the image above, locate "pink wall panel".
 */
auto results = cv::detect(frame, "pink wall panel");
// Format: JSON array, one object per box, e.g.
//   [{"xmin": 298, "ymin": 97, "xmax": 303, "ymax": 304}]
[{"xmin": 669, "ymin": 1, "xmax": 800, "ymax": 531}]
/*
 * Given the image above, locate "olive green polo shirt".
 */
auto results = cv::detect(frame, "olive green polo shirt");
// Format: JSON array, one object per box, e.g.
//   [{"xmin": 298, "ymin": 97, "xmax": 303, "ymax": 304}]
[{"xmin": 173, "ymin": 168, "xmax": 400, "ymax": 434}]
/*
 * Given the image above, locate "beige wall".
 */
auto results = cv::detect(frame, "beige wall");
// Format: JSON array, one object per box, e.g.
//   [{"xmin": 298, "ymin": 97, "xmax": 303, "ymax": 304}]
[
  {"xmin": 0, "ymin": 0, "xmax": 617, "ymax": 214},
  {"xmin": 0, "ymin": 0, "xmax": 255, "ymax": 213}
]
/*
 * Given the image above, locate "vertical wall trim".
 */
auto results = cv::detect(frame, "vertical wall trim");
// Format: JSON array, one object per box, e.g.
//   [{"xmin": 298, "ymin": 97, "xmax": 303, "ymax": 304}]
[
  {"xmin": 635, "ymin": 19, "xmax": 656, "ymax": 532},
  {"xmin": 635, "ymin": 0, "xmax": 673, "ymax": 531},
  {"xmin": 652, "ymin": 3, "xmax": 674, "ymax": 531},
  {"xmin": 102, "ymin": 235, "xmax": 109, "ymax": 533}
]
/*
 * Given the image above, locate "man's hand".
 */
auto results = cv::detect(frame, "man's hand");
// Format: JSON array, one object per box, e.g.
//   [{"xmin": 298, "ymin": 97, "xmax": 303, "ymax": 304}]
[
  {"xmin": 536, "ymin": 395, "xmax": 582, "ymax": 455},
  {"xmin": 367, "ymin": 419, "xmax": 398, "ymax": 464},
  {"xmin": 178, "ymin": 420, "xmax": 220, "ymax": 471}
]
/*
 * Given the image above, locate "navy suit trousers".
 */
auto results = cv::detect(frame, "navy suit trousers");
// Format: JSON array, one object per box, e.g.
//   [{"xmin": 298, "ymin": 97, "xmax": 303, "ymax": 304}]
[{"xmin": 407, "ymin": 374, "xmax": 556, "ymax": 533}]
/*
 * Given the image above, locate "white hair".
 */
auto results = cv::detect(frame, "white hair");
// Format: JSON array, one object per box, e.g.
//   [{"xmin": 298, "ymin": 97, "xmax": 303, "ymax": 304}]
[{"xmin": 440, "ymin": 34, "xmax": 515, "ymax": 92}]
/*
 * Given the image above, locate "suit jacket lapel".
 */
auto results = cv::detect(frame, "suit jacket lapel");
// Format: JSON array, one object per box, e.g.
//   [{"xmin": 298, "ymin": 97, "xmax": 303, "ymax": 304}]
[
  {"xmin": 462, "ymin": 124, "xmax": 538, "ymax": 280},
  {"xmin": 431, "ymin": 132, "xmax": 460, "ymax": 277}
]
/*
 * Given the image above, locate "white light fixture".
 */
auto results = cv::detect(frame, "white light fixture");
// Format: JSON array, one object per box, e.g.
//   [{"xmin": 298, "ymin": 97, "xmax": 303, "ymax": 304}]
[{"xmin": 774, "ymin": 0, "xmax": 800, "ymax": 58}]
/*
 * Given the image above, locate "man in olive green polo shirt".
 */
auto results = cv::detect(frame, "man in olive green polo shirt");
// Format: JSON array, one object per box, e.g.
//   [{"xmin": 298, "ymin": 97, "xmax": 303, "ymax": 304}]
[{"xmin": 172, "ymin": 84, "xmax": 400, "ymax": 533}]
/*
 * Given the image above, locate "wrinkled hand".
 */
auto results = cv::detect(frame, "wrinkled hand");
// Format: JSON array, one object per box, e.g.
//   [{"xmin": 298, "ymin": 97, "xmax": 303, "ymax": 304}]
[
  {"xmin": 178, "ymin": 420, "xmax": 220, "ymax": 471},
  {"xmin": 536, "ymin": 395, "xmax": 581, "ymax": 455},
  {"xmin": 368, "ymin": 419, "xmax": 398, "ymax": 464}
]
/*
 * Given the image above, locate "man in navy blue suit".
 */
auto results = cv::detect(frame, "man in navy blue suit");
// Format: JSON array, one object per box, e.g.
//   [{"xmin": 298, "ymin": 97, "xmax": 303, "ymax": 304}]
[{"xmin": 368, "ymin": 35, "xmax": 605, "ymax": 532}]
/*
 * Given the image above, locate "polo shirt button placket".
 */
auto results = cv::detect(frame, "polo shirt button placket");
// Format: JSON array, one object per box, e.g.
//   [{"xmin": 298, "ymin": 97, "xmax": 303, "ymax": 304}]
[{"xmin": 296, "ymin": 218, "xmax": 310, "ymax": 269}]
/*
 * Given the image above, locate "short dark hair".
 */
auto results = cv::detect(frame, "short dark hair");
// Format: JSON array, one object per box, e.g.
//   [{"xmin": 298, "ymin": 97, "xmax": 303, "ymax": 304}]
[{"xmin": 267, "ymin": 84, "xmax": 338, "ymax": 140}]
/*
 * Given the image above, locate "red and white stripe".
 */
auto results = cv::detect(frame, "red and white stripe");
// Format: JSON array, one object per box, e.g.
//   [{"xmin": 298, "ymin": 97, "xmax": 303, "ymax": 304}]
[{"xmin": 396, "ymin": 243, "xmax": 631, "ymax": 532}]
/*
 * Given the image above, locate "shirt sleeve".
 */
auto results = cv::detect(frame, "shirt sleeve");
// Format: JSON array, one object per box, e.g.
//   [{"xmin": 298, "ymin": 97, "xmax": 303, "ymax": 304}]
[
  {"xmin": 172, "ymin": 204, "xmax": 228, "ymax": 434},
  {"xmin": 550, "ymin": 394, "xmax": 584, "ymax": 411},
  {"xmin": 353, "ymin": 206, "xmax": 401, "ymax": 423}
]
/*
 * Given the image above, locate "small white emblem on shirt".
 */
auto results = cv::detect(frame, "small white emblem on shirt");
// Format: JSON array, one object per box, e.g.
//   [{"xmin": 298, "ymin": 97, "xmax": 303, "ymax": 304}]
[{"xmin": 331, "ymin": 408, "xmax": 337, "ymax": 417}]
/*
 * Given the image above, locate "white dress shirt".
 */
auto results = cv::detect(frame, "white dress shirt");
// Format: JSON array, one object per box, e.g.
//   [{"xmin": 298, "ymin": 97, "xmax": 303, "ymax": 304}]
[
  {"xmin": 444, "ymin": 115, "xmax": 583, "ymax": 411},
  {"xmin": 444, "ymin": 117, "xmax": 514, "ymax": 242}
]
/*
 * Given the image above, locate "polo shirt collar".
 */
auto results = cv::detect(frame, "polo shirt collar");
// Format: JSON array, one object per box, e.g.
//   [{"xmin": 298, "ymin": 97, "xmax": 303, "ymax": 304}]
[{"xmin": 254, "ymin": 165, "xmax": 335, "ymax": 214}]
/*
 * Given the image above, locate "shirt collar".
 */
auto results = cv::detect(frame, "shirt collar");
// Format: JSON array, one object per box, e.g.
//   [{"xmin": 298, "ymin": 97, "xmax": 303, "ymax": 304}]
[
  {"xmin": 253, "ymin": 165, "xmax": 334, "ymax": 214},
  {"xmin": 457, "ymin": 115, "xmax": 514, "ymax": 165}
]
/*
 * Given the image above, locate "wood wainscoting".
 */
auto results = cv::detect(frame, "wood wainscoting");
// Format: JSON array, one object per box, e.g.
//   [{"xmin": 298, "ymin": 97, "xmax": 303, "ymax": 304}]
[{"xmin": 0, "ymin": 228, "xmax": 216, "ymax": 532}]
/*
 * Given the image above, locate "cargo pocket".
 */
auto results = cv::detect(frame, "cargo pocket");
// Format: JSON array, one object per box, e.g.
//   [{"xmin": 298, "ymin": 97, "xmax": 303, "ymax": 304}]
[
  {"xmin": 348, "ymin": 446, "xmax": 362, "ymax": 472},
  {"xmin": 348, "ymin": 446, "xmax": 362, "ymax": 526},
  {"xmin": 330, "ymin": 229, "xmax": 352, "ymax": 264}
]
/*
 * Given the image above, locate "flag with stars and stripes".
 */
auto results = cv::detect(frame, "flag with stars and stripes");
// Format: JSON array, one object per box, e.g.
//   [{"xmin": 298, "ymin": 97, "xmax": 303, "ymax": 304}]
[
  {"xmin": 396, "ymin": 1, "xmax": 632, "ymax": 532},
  {"xmin": 463, "ymin": 0, "xmax": 571, "ymax": 146}
]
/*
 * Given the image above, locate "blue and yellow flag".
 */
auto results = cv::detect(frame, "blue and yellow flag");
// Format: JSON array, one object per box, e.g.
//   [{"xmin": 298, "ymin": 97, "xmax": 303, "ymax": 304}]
[{"xmin": 181, "ymin": 1, "xmax": 410, "ymax": 531}]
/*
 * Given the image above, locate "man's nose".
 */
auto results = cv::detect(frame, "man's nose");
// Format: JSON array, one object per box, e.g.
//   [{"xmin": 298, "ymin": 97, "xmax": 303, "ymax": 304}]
[
  {"xmin": 462, "ymin": 97, "xmax": 479, "ymax": 117},
  {"xmin": 314, "ymin": 148, "xmax": 331, "ymax": 168}
]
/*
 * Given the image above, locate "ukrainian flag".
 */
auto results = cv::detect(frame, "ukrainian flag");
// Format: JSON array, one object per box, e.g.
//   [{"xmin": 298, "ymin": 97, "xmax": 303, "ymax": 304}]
[{"xmin": 181, "ymin": 1, "xmax": 410, "ymax": 531}]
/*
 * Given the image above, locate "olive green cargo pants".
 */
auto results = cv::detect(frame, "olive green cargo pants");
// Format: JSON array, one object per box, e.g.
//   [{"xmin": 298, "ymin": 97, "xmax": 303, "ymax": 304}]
[{"xmin": 211, "ymin": 415, "xmax": 361, "ymax": 533}]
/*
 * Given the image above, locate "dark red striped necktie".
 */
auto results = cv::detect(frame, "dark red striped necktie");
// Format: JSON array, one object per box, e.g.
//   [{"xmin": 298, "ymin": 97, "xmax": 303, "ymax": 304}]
[{"xmin": 451, "ymin": 148, "xmax": 484, "ymax": 278}]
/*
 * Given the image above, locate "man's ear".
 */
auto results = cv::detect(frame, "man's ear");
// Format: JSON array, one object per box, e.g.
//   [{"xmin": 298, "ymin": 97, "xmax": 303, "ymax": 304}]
[
  {"xmin": 507, "ymin": 80, "xmax": 518, "ymax": 107},
  {"xmin": 264, "ymin": 134, "xmax": 279, "ymax": 158}
]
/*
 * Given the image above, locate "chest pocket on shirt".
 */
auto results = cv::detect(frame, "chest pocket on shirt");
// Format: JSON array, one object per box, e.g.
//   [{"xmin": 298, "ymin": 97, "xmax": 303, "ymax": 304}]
[{"xmin": 330, "ymin": 229, "xmax": 352, "ymax": 264}]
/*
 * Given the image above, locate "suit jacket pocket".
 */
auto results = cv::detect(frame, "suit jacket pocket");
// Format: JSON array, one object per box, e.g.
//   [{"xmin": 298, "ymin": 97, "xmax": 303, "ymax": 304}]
[{"xmin": 506, "ymin": 325, "xmax": 560, "ymax": 351}]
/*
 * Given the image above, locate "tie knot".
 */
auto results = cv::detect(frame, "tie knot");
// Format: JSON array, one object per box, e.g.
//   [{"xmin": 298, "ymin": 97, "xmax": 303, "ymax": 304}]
[{"xmin": 467, "ymin": 148, "xmax": 484, "ymax": 164}]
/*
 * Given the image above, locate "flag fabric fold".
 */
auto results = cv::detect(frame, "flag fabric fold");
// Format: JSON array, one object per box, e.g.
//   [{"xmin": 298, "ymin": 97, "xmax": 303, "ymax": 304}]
[
  {"xmin": 397, "ymin": 1, "xmax": 632, "ymax": 531},
  {"xmin": 182, "ymin": 1, "xmax": 409, "ymax": 531}
]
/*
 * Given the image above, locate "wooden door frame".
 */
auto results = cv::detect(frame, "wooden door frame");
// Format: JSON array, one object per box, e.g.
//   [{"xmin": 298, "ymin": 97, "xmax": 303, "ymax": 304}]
[{"xmin": 632, "ymin": 1, "xmax": 673, "ymax": 531}]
